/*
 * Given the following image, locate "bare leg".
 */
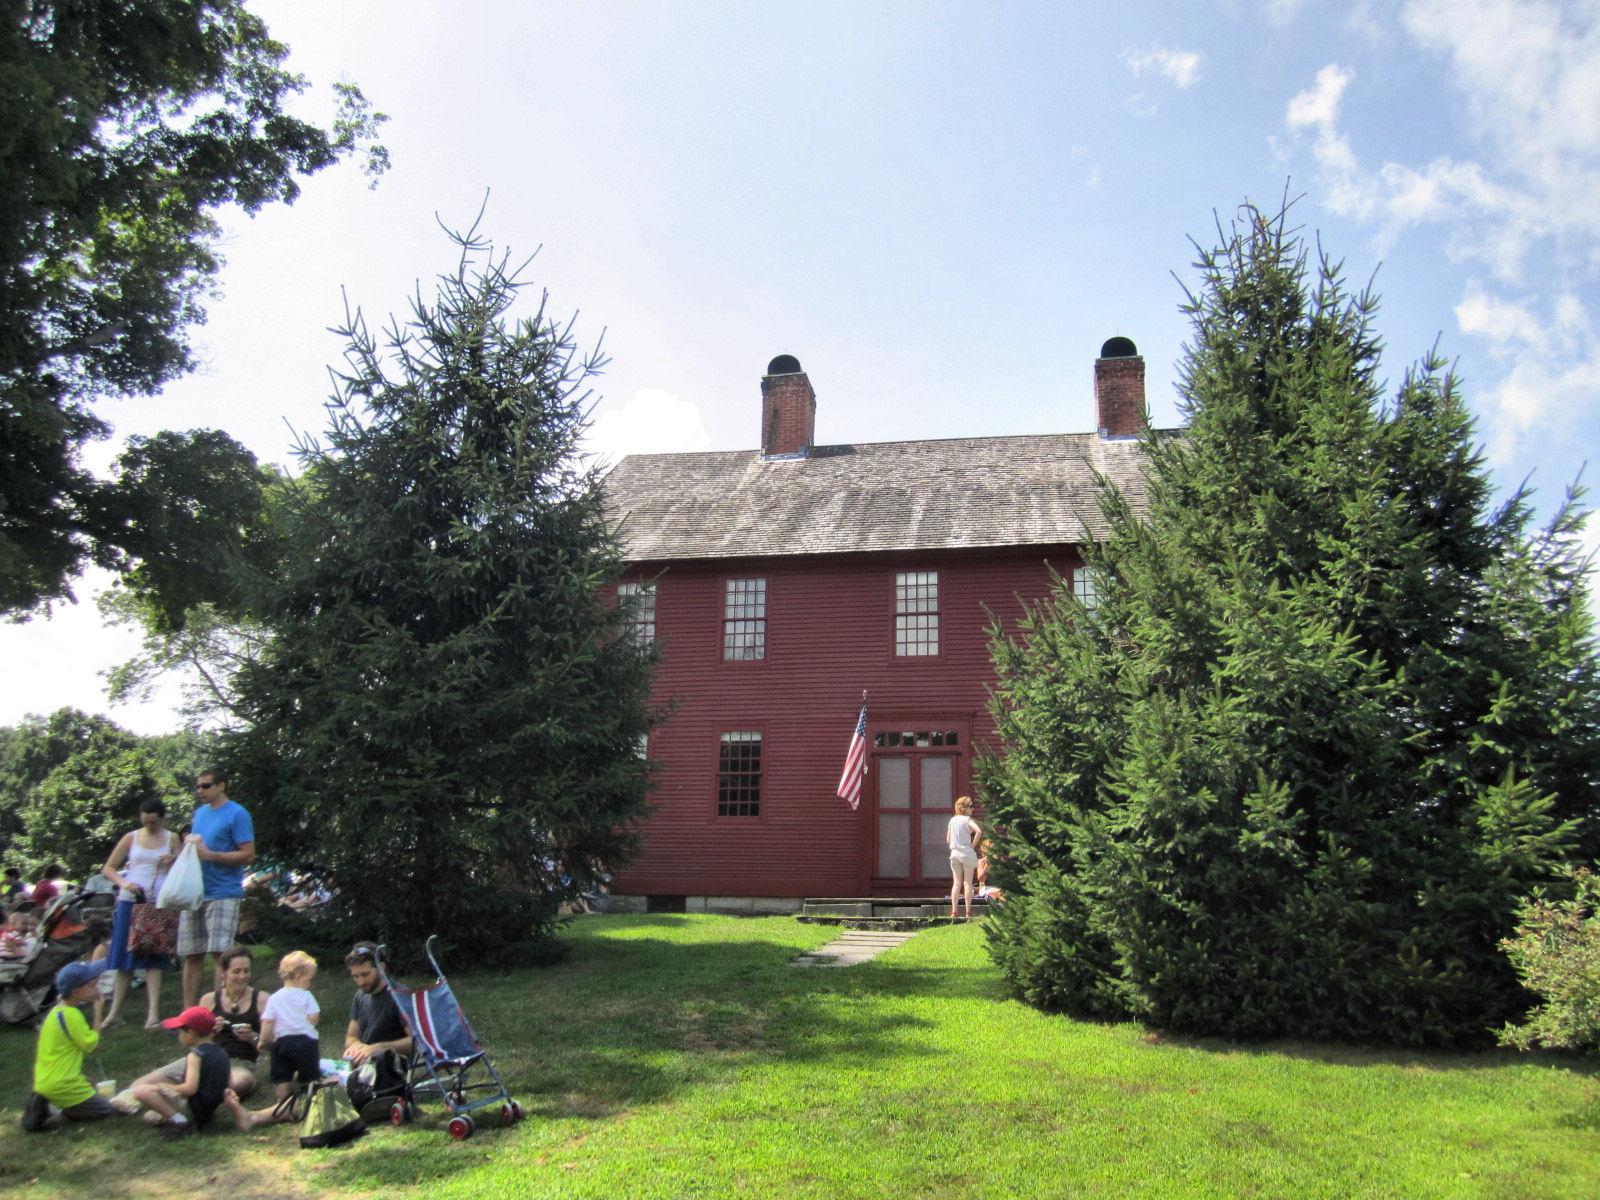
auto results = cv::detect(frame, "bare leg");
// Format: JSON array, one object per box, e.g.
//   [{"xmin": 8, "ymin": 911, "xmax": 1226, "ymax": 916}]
[
  {"xmin": 104, "ymin": 971, "xmax": 132, "ymax": 1025},
  {"xmin": 962, "ymin": 874, "xmax": 974, "ymax": 920},
  {"xmin": 142, "ymin": 966, "xmax": 164, "ymax": 1027},
  {"xmin": 222, "ymin": 1088, "xmax": 263, "ymax": 1130},
  {"xmin": 181, "ymin": 954, "xmax": 205, "ymax": 1009},
  {"xmin": 132, "ymin": 1083, "xmax": 179, "ymax": 1121},
  {"xmin": 224, "ymin": 1083, "xmax": 294, "ymax": 1130},
  {"xmin": 229, "ymin": 1062, "xmax": 258, "ymax": 1100},
  {"xmin": 950, "ymin": 865, "xmax": 961, "ymax": 920}
]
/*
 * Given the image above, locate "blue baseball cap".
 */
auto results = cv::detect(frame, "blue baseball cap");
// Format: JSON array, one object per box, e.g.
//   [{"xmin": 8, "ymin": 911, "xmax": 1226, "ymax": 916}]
[{"xmin": 56, "ymin": 958, "xmax": 109, "ymax": 996}]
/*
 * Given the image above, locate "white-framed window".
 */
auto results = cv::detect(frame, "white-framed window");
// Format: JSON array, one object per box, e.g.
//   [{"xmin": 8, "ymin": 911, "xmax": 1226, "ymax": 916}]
[
  {"xmin": 723, "ymin": 578, "xmax": 766, "ymax": 660},
  {"xmin": 717, "ymin": 732, "xmax": 762, "ymax": 816},
  {"xmin": 618, "ymin": 580, "xmax": 656, "ymax": 642},
  {"xmin": 895, "ymin": 571, "xmax": 939, "ymax": 656},
  {"xmin": 1072, "ymin": 569, "xmax": 1098, "ymax": 612}
]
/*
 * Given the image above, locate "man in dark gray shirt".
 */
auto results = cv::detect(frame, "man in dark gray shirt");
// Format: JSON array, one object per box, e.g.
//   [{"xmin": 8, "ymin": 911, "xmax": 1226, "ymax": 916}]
[{"xmin": 342, "ymin": 942, "xmax": 412, "ymax": 1062}]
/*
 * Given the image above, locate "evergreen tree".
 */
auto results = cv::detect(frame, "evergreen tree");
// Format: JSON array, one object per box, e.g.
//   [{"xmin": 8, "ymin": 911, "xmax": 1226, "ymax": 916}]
[
  {"xmin": 224, "ymin": 223, "xmax": 657, "ymax": 962},
  {"xmin": 981, "ymin": 206, "xmax": 1600, "ymax": 1045}
]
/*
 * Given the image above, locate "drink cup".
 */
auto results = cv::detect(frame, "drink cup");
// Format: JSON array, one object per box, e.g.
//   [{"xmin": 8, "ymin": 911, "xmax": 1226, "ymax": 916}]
[{"xmin": 95, "ymin": 1079, "xmax": 116, "ymax": 1098}]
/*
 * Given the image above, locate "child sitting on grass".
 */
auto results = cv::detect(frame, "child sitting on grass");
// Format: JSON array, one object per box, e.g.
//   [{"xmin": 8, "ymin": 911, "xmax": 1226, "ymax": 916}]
[
  {"xmin": 22, "ymin": 959, "xmax": 115, "ymax": 1132},
  {"xmin": 131, "ymin": 1006, "xmax": 231, "ymax": 1139},
  {"xmin": 223, "ymin": 949, "xmax": 323, "ymax": 1130}
]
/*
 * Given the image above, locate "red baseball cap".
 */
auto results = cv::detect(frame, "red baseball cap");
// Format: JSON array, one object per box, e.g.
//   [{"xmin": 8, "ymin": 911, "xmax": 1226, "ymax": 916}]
[{"xmin": 161, "ymin": 1006, "xmax": 218, "ymax": 1035}]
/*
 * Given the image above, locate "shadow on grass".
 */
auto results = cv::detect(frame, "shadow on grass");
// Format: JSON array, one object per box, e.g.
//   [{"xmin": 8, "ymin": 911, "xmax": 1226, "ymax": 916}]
[{"xmin": 0, "ymin": 919, "xmax": 957, "ymax": 1193}]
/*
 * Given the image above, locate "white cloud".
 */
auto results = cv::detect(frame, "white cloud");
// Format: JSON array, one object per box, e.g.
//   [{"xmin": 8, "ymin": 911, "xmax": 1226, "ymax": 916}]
[
  {"xmin": 1123, "ymin": 92, "xmax": 1158, "ymax": 119},
  {"xmin": 1480, "ymin": 343, "xmax": 1600, "ymax": 463},
  {"xmin": 1286, "ymin": 64, "xmax": 1352, "ymax": 131},
  {"xmin": 1454, "ymin": 285, "xmax": 1546, "ymax": 353},
  {"xmin": 583, "ymin": 387, "xmax": 711, "ymax": 469},
  {"xmin": 1121, "ymin": 46, "xmax": 1202, "ymax": 89},
  {"xmin": 1283, "ymin": 15, "xmax": 1600, "ymax": 480},
  {"xmin": 1578, "ymin": 507, "xmax": 1600, "ymax": 616}
]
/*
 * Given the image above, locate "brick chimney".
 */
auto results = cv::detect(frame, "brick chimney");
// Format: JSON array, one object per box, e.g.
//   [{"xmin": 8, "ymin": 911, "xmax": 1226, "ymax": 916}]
[
  {"xmin": 1094, "ymin": 337, "xmax": 1146, "ymax": 438},
  {"xmin": 760, "ymin": 354, "xmax": 815, "ymax": 458}
]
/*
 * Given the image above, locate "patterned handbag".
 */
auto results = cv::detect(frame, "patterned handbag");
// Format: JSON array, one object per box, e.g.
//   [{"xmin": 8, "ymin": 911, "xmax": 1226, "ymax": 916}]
[
  {"xmin": 129, "ymin": 901, "xmax": 179, "ymax": 956},
  {"xmin": 129, "ymin": 837, "xmax": 181, "ymax": 956}
]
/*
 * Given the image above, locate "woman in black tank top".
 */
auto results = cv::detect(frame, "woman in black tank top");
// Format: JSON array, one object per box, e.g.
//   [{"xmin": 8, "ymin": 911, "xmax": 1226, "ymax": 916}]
[{"xmin": 197, "ymin": 946, "xmax": 269, "ymax": 1098}]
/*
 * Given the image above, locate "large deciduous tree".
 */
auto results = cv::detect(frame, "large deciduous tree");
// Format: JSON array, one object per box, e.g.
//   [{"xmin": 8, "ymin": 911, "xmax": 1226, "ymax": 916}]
[
  {"xmin": 0, "ymin": 709, "xmax": 208, "ymax": 879},
  {"xmin": 980, "ymin": 205, "xmax": 1600, "ymax": 1046},
  {"xmin": 1, "ymin": 1, "xmax": 386, "ymax": 615},
  {"xmin": 223, "ymin": 223, "xmax": 657, "ymax": 962}
]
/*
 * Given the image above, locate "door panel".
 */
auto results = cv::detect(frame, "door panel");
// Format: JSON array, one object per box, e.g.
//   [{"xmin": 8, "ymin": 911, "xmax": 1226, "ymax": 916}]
[
  {"xmin": 876, "ymin": 758, "xmax": 911, "ymax": 878},
  {"xmin": 873, "ymin": 752, "xmax": 960, "ymax": 885},
  {"xmin": 918, "ymin": 757, "xmax": 955, "ymax": 878}
]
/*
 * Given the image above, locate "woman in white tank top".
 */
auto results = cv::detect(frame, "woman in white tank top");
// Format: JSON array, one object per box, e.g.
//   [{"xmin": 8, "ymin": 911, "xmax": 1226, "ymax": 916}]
[
  {"xmin": 946, "ymin": 796, "xmax": 983, "ymax": 921},
  {"xmin": 100, "ymin": 796, "xmax": 180, "ymax": 1028}
]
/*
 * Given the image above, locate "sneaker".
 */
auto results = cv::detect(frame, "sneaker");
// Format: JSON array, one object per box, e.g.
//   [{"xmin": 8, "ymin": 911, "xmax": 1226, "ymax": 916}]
[
  {"xmin": 160, "ymin": 1120, "xmax": 192, "ymax": 1141},
  {"xmin": 20, "ymin": 1092, "xmax": 50, "ymax": 1133}
]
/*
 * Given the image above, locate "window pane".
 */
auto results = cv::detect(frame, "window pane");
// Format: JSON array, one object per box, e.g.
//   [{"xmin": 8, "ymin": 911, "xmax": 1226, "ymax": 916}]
[
  {"xmin": 920, "ymin": 758, "xmax": 953, "ymax": 810},
  {"xmin": 619, "ymin": 581, "xmax": 656, "ymax": 642},
  {"xmin": 723, "ymin": 578, "xmax": 766, "ymax": 660},
  {"xmin": 894, "ymin": 571, "xmax": 939, "ymax": 656},
  {"xmin": 878, "ymin": 813, "xmax": 910, "ymax": 877},
  {"xmin": 920, "ymin": 818, "xmax": 949, "ymax": 879},
  {"xmin": 717, "ymin": 731, "xmax": 761, "ymax": 816},
  {"xmin": 1073, "ymin": 570, "xmax": 1097, "ymax": 611},
  {"xmin": 878, "ymin": 758, "xmax": 910, "ymax": 810}
]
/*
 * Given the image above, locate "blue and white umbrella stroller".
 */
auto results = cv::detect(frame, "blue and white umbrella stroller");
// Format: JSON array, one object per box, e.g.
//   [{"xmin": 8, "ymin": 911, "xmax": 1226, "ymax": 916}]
[{"xmin": 378, "ymin": 934, "xmax": 523, "ymax": 1139}]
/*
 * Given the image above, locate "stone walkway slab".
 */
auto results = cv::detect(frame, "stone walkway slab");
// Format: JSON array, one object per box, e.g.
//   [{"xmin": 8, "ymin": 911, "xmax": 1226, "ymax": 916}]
[{"xmin": 790, "ymin": 928, "xmax": 919, "ymax": 968}]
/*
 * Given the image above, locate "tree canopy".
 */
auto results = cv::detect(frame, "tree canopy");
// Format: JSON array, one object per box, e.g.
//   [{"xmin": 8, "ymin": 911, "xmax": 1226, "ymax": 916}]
[
  {"xmin": 980, "ymin": 205, "xmax": 1600, "ymax": 1046},
  {"xmin": 222, "ymin": 222, "xmax": 657, "ymax": 962},
  {"xmin": 0, "ymin": 708, "xmax": 209, "ymax": 880},
  {"xmin": 1, "ymin": 0, "xmax": 387, "ymax": 615}
]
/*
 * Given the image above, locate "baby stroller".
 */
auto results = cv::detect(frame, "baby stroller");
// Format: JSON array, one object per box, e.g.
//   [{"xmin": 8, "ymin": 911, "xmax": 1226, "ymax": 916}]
[
  {"xmin": 377, "ymin": 934, "xmax": 522, "ymax": 1139},
  {"xmin": 0, "ymin": 889, "xmax": 101, "ymax": 1026}
]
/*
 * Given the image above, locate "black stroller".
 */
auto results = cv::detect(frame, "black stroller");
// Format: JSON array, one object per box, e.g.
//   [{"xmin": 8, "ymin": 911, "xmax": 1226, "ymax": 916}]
[{"xmin": 0, "ymin": 890, "xmax": 105, "ymax": 1027}]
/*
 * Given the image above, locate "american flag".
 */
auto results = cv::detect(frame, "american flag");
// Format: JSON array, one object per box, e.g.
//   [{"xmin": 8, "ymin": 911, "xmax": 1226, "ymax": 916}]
[{"xmin": 836, "ymin": 699, "xmax": 868, "ymax": 810}]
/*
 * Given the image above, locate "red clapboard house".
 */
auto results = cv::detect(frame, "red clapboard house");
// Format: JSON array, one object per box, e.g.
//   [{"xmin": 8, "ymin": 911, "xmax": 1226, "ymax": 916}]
[{"xmin": 598, "ymin": 339, "xmax": 1155, "ymax": 911}]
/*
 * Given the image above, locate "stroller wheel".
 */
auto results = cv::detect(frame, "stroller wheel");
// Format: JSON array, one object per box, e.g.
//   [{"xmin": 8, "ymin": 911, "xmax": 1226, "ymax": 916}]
[
  {"xmin": 510, "ymin": 1100, "xmax": 523, "ymax": 1122},
  {"xmin": 390, "ymin": 1100, "xmax": 410, "ymax": 1126},
  {"xmin": 447, "ymin": 1115, "xmax": 474, "ymax": 1140},
  {"xmin": 500, "ymin": 1101, "xmax": 523, "ymax": 1125}
]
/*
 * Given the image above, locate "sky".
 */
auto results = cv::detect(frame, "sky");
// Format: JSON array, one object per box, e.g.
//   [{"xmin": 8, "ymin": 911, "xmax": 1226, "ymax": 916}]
[{"xmin": 3, "ymin": 0, "xmax": 1598, "ymax": 734}]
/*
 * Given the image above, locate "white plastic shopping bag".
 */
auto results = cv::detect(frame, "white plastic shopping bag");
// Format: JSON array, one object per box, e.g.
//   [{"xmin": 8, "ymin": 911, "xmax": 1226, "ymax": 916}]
[{"xmin": 156, "ymin": 840, "xmax": 205, "ymax": 911}]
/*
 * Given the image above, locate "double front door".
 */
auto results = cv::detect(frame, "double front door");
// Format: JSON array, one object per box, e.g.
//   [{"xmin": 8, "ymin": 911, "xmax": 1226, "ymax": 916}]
[{"xmin": 873, "ymin": 750, "xmax": 957, "ymax": 886}]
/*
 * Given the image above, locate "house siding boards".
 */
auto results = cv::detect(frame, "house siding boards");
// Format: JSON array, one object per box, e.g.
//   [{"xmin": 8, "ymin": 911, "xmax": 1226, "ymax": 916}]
[
  {"xmin": 609, "ymin": 546, "xmax": 1074, "ymax": 898},
  {"xmin": 599, "ymin": 346, "xmax": 1158, "ymax": 902}
]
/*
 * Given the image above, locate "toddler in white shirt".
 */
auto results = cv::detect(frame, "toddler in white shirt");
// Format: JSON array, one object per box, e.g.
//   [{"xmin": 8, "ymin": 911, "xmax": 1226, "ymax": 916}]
[{"xmin": 225, "ymin": 949, "xmax": 323, "ymax": 1128}]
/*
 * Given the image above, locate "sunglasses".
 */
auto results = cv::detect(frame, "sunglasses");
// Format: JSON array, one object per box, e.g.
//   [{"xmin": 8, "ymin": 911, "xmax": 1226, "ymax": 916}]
[{"xmin": 196, "ymin": 781, "xmax": 219, "ymax": 790}]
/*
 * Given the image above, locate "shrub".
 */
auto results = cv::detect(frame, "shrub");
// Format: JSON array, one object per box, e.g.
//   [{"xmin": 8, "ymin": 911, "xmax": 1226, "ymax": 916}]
[{"xmin": 1498, "ymin": 868, "xmax": 1600, "ymax": 1052}]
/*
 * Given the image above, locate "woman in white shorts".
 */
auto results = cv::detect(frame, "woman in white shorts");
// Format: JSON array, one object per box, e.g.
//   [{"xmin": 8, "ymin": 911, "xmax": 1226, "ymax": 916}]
[{"xmin": 946, "ymin": 796, "xmax": 983, "ymax": 921}]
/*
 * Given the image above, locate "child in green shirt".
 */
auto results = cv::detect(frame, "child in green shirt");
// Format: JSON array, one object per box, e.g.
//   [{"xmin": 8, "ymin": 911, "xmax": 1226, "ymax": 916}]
[{"xmin": 22, "ymin": 958, "xmax": 116, "ymax": 1132}]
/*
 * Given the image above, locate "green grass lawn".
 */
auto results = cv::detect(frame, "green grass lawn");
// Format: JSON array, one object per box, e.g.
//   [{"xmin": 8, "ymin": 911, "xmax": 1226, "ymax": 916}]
[{"xmin": 1, "ymin": 915, "xmax": 1596, "ymax": 1198}]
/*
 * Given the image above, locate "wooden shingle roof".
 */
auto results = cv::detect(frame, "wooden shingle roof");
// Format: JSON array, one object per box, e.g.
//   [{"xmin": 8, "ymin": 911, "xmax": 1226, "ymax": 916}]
[{"xmin": 601, "ymin": 431, "xmax": 1159, "ymax": 563}]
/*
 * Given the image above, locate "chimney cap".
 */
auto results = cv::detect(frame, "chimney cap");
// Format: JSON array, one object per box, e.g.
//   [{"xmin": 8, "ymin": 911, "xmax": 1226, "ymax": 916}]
[
  {"xmin": 1099, "ymin": 336, "xmax": 1138, "ymax": 359},
  {"xmin": 766, "ymin": 354, "xmax": 804, "ymax": 375}
]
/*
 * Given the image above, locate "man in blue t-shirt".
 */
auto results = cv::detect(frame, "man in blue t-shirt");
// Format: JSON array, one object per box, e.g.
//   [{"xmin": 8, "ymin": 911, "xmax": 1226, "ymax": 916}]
[{"xmin": 178, "ymin": 768, "xmax": 256, "ymax": 1008}]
